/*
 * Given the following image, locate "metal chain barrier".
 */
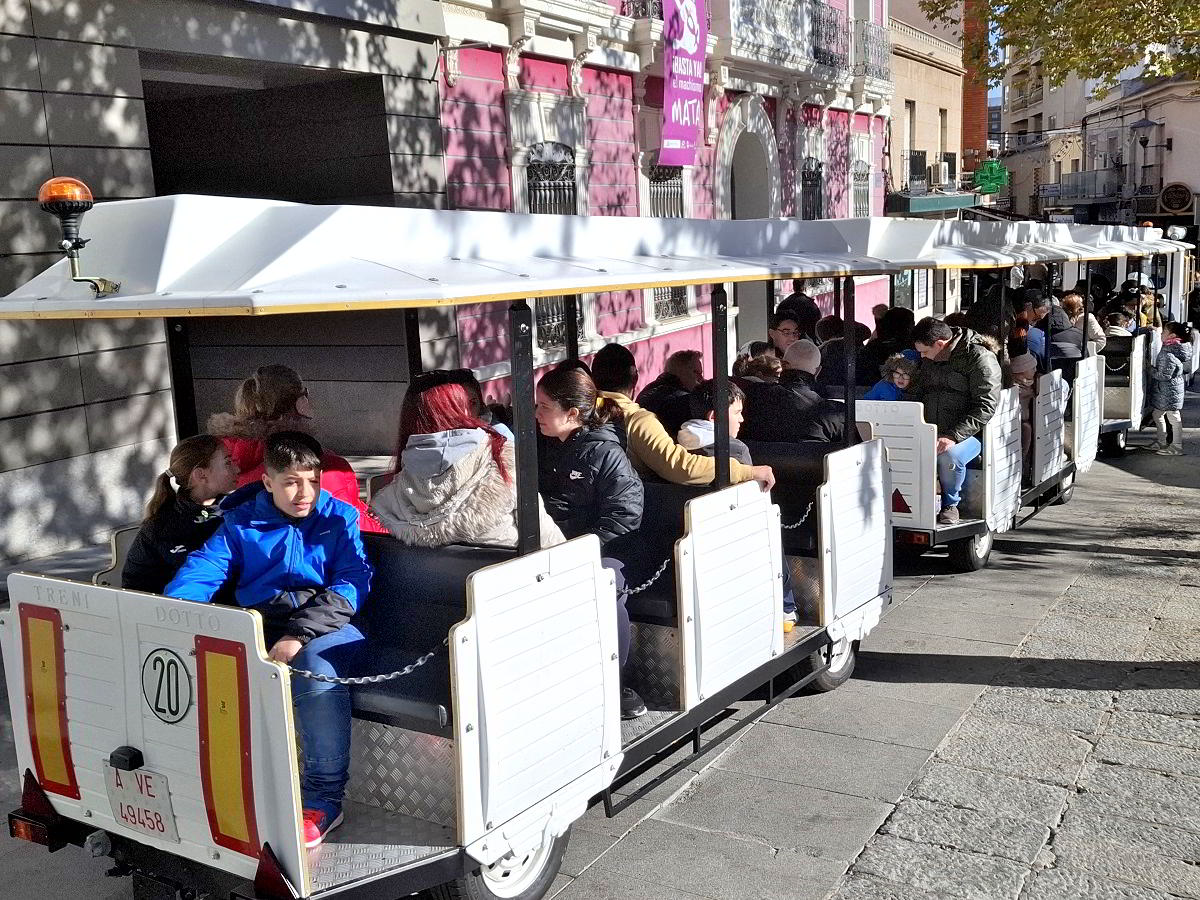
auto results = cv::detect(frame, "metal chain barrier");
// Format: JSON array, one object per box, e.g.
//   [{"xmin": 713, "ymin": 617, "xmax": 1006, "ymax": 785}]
[
  {"xmin": 620, "ymin": 555, "xmax": 673, "ymax": 599},
  {"xmin": 289, "ymin": 637, "xmax": 449, "ymax": 685},
  {"xmin": 780, "ymin": 501, "xmax": 815, "ymax": 531}
]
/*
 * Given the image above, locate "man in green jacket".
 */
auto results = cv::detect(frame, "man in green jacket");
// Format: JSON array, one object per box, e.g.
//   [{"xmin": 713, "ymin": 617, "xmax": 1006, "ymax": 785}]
[{"xmin": 908, "ymin": 318, "xmax": 1002, "ymax": 525}]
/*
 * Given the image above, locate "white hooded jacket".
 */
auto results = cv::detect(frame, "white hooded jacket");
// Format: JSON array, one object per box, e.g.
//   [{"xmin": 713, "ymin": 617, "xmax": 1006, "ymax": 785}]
[{"xmin": 371, "ymin": 428, "xmax": 564, "ymax": 549}]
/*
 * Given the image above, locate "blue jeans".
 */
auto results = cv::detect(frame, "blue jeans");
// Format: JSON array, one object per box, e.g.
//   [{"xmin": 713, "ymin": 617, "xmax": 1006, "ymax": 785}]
[
  {"xmin": 603, "ymin": 559, "xmax": 632, "ymax": 668},
  {"xmin": 290, "ymin": 623, "xmax": 365, "ymax": 819},
  {"xmin": 782, "ymin": 562, "xmax": 796, "ymax": 615},
  {"xmin": 936, "ymin": 436, "xmax": 982, "ymax": 510}
]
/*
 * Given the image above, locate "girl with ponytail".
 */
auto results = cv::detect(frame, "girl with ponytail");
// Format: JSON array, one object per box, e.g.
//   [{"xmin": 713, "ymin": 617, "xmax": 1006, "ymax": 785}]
[
  {"xmin": 207, "ymin": 364, "xmax": 384, "ymax": 532},
  {"xmin": 121, "ymin": 435, "xmax": 240, "ymax": 594}
]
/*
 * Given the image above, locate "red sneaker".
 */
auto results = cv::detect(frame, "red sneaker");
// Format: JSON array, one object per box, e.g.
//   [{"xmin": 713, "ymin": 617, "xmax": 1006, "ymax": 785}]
[{"xmin": 303, "ymin": 808, "xmax": 344, "ymax": 848}]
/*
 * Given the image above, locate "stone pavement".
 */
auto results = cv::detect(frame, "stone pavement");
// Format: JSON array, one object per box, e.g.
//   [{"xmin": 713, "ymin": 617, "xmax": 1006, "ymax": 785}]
[{"xmin": 553, "ymin": 397, "xmax": 1200, "ymax": 900}]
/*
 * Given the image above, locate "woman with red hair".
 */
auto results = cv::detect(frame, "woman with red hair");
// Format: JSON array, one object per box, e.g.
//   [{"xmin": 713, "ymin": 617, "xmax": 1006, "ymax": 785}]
[{"xmin": 370, "ymin": 372, "xmax": 564, "ymax": 548}]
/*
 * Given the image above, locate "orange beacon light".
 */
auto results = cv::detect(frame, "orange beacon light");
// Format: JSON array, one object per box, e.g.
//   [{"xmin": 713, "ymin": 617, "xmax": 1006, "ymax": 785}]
[{"xmin": 36, "ymin": 177, "xmax": 119, "ymax": 295}]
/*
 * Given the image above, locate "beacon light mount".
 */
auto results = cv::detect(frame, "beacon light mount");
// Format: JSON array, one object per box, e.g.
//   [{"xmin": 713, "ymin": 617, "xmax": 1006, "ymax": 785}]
[{"xmin": 37, "ymin": 177, "xmax": 121, "ymax": 296}]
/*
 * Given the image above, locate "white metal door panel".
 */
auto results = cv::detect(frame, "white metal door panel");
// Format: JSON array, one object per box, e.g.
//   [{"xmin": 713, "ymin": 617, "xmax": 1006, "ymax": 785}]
[
  {"xmin": 1130, "ymin": 333, "xmax": 1147, "ymax": 422},
  {"xmin": 818, "ymin": 440, "xmax": 892, "ymax": 625},
  {"xmin": 2, "ymin": 576, "xmax": 308, "ymax": 892},
  {"xmin": 985, "ymin": 387, "xmax": 1022, "ymax": 533},
  {"xmin": 1189, "ymin": 331, "xmax": 1200, "ymax": 377},
  {"xmin": 677, "ymin": 483, "xmax": 783, "ymax": 709},
  {"xmin": 1072, "ymin": 356, "xmax": 1101, "ymax": 474},
  {"xmin": 1032, "ymin": 371, "xmax": 1068, "ymax": 486},
  {"xmin": 854, "ymin": 400, "xmax": 938, "ymax": 530},
  {"xmin": 455, "ymin": 536, "xmax": 622, "ymax": 862}
]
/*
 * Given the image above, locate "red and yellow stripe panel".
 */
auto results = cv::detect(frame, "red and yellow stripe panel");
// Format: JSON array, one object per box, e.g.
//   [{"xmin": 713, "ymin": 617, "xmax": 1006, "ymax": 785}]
[
  {"xmin": 195, "ymin": 636, "xmax": 260, "ymax": 857},
  {"xmin": 20, "ymin": 605, "xmax": 80, "ymax": 800}
]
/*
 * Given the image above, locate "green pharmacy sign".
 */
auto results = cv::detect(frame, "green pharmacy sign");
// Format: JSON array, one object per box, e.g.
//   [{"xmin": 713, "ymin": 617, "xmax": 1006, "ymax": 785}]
[{"xmin": 974, "ymin": 160, "xmax": 1009, "ymax": 195}]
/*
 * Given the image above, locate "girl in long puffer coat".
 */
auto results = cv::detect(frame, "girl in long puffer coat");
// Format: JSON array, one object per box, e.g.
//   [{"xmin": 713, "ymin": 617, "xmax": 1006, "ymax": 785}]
[{"xmin": 1148, "ymin": 322, "xmax": 1193, "ymax": 456}]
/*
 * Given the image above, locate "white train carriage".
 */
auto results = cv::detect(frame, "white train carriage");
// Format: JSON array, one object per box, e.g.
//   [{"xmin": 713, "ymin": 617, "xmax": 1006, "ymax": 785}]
[{"xmin": 3, "ymin": 185, "xmax": 895, "ymax": 900}]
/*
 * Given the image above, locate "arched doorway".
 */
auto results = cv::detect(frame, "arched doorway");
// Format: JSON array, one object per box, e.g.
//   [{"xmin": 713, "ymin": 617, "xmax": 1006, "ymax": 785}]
[{"xmin": 715, "ymin": 94, "xmax": 782, "ymax": 347}]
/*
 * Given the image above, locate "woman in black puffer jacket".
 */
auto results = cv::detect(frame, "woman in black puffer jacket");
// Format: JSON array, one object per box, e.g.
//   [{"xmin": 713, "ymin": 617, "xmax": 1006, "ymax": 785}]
[{"xmin": 535, "ymin": 365, "xmax": 646, "ymax": 719}]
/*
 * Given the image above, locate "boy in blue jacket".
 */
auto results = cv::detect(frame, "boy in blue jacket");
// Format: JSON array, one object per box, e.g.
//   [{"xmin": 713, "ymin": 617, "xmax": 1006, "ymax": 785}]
[{"xmin": 166, "ymin": 432, "xmax": 371, "ymax": 848}]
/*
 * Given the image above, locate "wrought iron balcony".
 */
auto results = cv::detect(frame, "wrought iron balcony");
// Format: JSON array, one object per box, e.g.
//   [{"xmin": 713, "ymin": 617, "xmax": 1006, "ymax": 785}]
[
  {"xmin": 811, "ymin": 0, "xmax": 849, "ymax": 72},
  {"xmin": 1057, "ymin": 167, "xmax": 1124, "ymax": 203},
  {"xmin": 853, "ymin": 20, "xmax": 891, "ymax": 81},
  {"xmin": 621, "ymin": 0, "xmax": 712, "ymax": 25}
]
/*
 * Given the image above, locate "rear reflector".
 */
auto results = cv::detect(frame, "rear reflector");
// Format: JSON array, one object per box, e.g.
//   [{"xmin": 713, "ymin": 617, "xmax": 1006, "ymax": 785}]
[
  {"xmin": 20, "ymin": 606, "xmax": 80, "ymax": 800},
  {"xmin": 897, "ymin": 531, "xmax": 930, "ymax": 546},
  {"xmin": 195, "ymin": 636, "xmax": 259, "ymax": 858},
  {"xmin": 9, "ymin": 813, "xmax": 50, "ymax": 846}
]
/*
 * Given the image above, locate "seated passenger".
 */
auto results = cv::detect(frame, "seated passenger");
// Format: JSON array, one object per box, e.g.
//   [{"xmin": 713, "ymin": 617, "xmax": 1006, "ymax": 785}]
[
  {"xmin": 1062, "ymin": 292, "xmax": 1107, "ymax": 353},
  {"xmin": 591, "ymin": 343, "xmax": 775, "ymax": 490},
  {"xmin": 776, "ymin": 280, "xmax": 822, "ymax": 341},
  {"xmin": 208, "ymin": 364, "xmax": 384, "ymax": 532},
  {"xmin": 861, "ymin": 307, "xmax": 916, "ymax": 374},
  {"xmin": 535, "ymin": 366, "xmax": 646, "ymax": 719},
  {"xmin": 865, "ymin": 354, "xmax": 917, "ymax": 401},
  {"xmin": 122, "ymin": 435, "xmax": 240, "ymax": 594},
  {"xmin": 1105, "ymin": 311, "xmax": 1133, "ymax": 337},
  {"xmin": 742, "ymin": 353, "xmax": 783, "ymax": 383},
  {"xmin": 448, "ymin": 367, "xmax": 515, "ymax": 441},
  {"xmin": 166, "ymin": 432, "xmax": 372, "ymax": 849},
  {"xmin": 908, "ymin": 318, "xmax": 1002, "ymax": 525},
  {"xmin": 636, "ymin": 349, "xmax": 704, "ymax": 439},
  {"xmin": 733, "ymin": 341, "xmax": 774, "ymax": 378},
  {"xmin": 741, "ymin": 340, "xmax": 852, "ymax": 445},
  {"xmin": 767, "ymin": 312, "xmax": 802, "ymax": 358},
  {"xmin": 1010, "ymin": 352, "xmax": 1038, "ymax": 460},
  {"xmin": 815, "ymin": 318, "xmax": 873, "ymax": 388},
  {"xmin": 676, "ymin": 380, "xmax": 753, "ymax": 465},
  {"xmin": 371, "ymin": 372, "xmax": 565, "ymax": 548}
]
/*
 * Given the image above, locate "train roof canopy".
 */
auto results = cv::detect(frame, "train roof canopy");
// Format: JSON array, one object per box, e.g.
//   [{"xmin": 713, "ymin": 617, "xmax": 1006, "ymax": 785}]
[{"xmin": 1, "ymin": 195, "xmax": 1188, "ymax": 319}]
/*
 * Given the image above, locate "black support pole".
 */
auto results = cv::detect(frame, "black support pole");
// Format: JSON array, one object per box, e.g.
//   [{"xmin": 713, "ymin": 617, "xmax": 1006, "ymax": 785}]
[
  {"xmin": 564, "ymin": 294, "xmax": 580, "ymax": 361},
  {"xmin": 1082, "ymin": 262, "xmax": 1091, "ymax": 359},
  {"xmin": 833, "ymin": 276, "xmax": 843, "ymax": 320},
  {"xmin": 888, "ymin": 273, "xmax": 896, "ymax": 310},
  {"xmin": 842, "ymin": 277, "xmax": 856, "ymax": 448},
  {"xmin": 1043, "ymin": 268, "xmax": 1055, "ymax": 372},
  {"xmin": 403, "ymin": 309, "xmax": 423, "ymax": 380},
  {"xmin": 508, "ymin": 300, "xmax": 541, "ymax": 555},
  {"xmin": 165, "ymin": 319, "xmax": 198, "ymax": 438},
  {"xmin": 711, "ymin": 284, "xmax": 731, "ymax": 489}
]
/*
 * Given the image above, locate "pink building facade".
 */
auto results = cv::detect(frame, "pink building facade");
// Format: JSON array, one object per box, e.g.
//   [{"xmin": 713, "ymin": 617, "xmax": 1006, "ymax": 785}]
[{"xmin": 436, "ymin": 0, "xmax": 894, "ymax": 392}]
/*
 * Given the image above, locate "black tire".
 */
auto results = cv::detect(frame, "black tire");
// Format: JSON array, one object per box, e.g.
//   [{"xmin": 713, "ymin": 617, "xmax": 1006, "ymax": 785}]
[
  {"xmin": 947, "ymin": 528, "xmax": 993, "ymax": 572},
  {"xmin": 807, "ymin": 637, "xmax": 857, "ymax": 692},
  {"xmin": 1100, "ymin": 430, "xmax": 1127, "ymax": 457},
  {"xmin": 427, "ymin": 830, "xmax": 570, "ymax": 900},
  {"xmin": 1051, "ymin": 471, "xmax": 1075, "ymax": 505}
]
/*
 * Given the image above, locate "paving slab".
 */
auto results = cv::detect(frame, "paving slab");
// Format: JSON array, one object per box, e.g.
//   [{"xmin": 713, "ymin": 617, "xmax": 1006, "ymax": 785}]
[
  {"xmin": 1057, "ymin": 808, "xmax": 1200, "ymax": 864},
  {"xmin": 655, "ymin": 769, "xmax": 892, "ymax": 862},
  {"xmin": 1117, "ymin": 666, "xmax": 1200, "ymax": 717},
  {"xmin": 1160, "ymin": 590, "xmax": 1200, "ymax": 621},
  {"xmin": 583, "ymin": 818, "xmax": 846, "ymax": 900},
  {"xmin": 1141, "ymin": 618, "xmax": 1200, "ymax": 663},
  {"xmin": 762, "ymin": 685, "xmax": 966, "ymax": 751},
  {"xmin": 899, "ymin": 585, "xmax": 1061, "ymax": 620},
  {"xmin": 712, "ymin": 721, "xmax": 931, "ymax": 803},
  {"xmin": 1092, "ymin": 734, "xmax": 1200, "ymax": 778},
  {"xmin": 1053, "ymin": 584, "xmax": 1164, "ymax": 621},
  {"xmin": 933, "ymin": 717, "xmax": 1093, "ymax": 786},
  {"xmin": 878, "ymin": 603, "xmax": 1039, "ymax": 645},
  {"xmin": 1107, "ymin": 709, "xmax": 1200, "ymax": 750},
  {"xmin": 851, "ymin": 834, "xmax": 1029, "ymax": 899},
  {"xmin": 991, "ymin": 656, "xmax": 1129, "ymax": 703},
  {"xmin": 1050, "ymin": 830, "xmax": 1200, "ymax": 898},
  {"xmin": 553, "ymin": 868, "xmax": 712, "ymax": 900},
  {"xmin": 830, "ymin": 873, "xmax": 948, "ymax": 899},
  {"xmin": 861, "ymin": 627, "xmax": 1021, "ymax": 659},
  {"xmin": 905, "ymin": 761, "xmax": 1069, "ymax": 826},
  {"xmin": 575, "ymin": 768, "xmax": 697, "ymax": 838},
  {"xmin": 1021, "ymin": 867, "xmax": 1183, "ymax": 900},
  {"xmin": 971, "ymin": 686, "xmax": 1108, "ymax": 734},
  {"xmin": 1017, "ymin": 613, "xmax": 1152, "ymax": 660},
  {"xmin": 1073, "ymin": 764, "xmax": 1200, "ymax": 831},
  {"xmin": 880, "ymin": 797, "xmax": 1050, "ymax": 864},
  {"xmin": 559, "ymin": 825, "xmax": 618, "ymax": 877},
  {"xmin": 849, "ymin": 652, "xmax": 998, "ymax": 708}
]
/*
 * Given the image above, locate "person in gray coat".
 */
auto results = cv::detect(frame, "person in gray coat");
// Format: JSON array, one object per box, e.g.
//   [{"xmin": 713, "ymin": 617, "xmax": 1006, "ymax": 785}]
[
  {"xmin": 1148, "ymin": 321, "xmax": 1193, "ymax": 456},
  {"xmin": 907, "ymin": 318, "xmax": 1003, "ymax": 525}
]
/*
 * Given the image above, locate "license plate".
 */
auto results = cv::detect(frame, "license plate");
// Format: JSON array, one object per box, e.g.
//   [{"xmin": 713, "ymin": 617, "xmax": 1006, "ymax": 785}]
[{"xmin": 105, "ymin": 767, "xmax": 180, "ymax": 843}]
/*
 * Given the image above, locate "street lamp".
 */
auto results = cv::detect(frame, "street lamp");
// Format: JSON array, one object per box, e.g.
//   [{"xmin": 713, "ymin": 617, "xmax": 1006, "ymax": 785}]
[{"xmin": 1131, "ymin": 116, "xmax": 1173, "ymax": 151}]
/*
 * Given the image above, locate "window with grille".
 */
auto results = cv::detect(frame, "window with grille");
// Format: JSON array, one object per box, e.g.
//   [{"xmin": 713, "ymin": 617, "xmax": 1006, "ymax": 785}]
[
  {"xmin": 801, "ymin": 156, "xmax": 824, "ymax": 220},
  {"xmin": 526, "ymin": 141, "xmax": 583, "ymax": 350},
  {"xmin": 852, "ymin": 159, "xmax": 871, "ymax": 217},
  {"xmin": 648, "ymin": 166, "xmax": 688, "ymax": 320}
]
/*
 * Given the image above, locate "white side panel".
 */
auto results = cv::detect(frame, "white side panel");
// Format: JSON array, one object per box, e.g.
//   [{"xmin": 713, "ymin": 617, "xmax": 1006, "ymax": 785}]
[
  {"xmin": 1032, "ymin": 371, "xmax": 1068, "ymax": 485},
  {"xmin": 1072, "ymin": 357, "xmax": 1101, "ymax": 475},
  {"xmin": 854, "ymin": 401, "xmax": 938, "ymax": 530},
  {"xmin": 818, "ymin": 440, "xmax": 892, "ymax": 625},
  {"xmin": 1, "ymin": 576, "xmax": 308, "ymax": 891},
  {"xmin": 1130, "ymin": 334, "xmax": 1147, "ymax": 421},
  {"xmin": 985, "ymin": 387, "xmax": 1022, "ymax": 533},
  {"xmin": 454, "ymin": 537, "xmax": 622, "ymax": 863},
  {"xmin": 1189, "ymin": 331, "xmax": 1200, "ymax": 377},
  {"xmin": 677, "ymin": 482, "xmax": 783, "ymax": 709}
]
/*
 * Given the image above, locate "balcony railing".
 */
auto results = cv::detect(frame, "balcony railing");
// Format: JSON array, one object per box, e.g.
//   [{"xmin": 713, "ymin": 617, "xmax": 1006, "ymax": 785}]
[
  {"xmin": 621, "ymin": 0, "xmax": 712, "ymax": 25},
  {"xmin": 1138, "ymin": 164, "xmax": 1163, "ymax": 196},
  {"xmin": 1057, "ymin": 167, "xmax": 1124, "ymax": 203},
  {"xmin": 811, "ymin": 0, "xmax": 849, "ymax": 72},
  {"xmin": 1028, "ymin": 84, "xmax": 1043, "ymax": 103},
  {"xmin": 854, "ymin": 20, "xmax": 891, "ymax": 80}
]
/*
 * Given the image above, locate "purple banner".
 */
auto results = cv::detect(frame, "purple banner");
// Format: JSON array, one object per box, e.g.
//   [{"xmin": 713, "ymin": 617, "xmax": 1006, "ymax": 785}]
[{"xmin": 660, "ymin": 0, "xmax": 707, "ymax": 166}]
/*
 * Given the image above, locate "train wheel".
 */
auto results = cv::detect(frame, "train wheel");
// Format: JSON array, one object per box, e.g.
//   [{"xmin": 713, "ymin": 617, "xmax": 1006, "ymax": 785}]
[
  {"xmin": 808, "ymin": 637, "xmax": 857, "ymax": 692},
  {"xmin": 429, "ymin": 830, "xmax": 570, "ymax": 900},
  {"xmin": 1100, "ymin": 430, "xmax": 1127, "ymax": 457},
  {"xmin": 947, "ymin": 528, "xmax": 993, "ymax": 572},
  {"xmin": 1052, "ymin": 471, "xmax": 1075, "ymax": 505}
]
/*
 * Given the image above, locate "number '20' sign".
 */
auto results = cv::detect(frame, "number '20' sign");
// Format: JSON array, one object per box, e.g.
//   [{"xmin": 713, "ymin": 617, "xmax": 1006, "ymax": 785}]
[{"xmin": 140, "ymin": 649, "xmax": 193, "ymax": 724}]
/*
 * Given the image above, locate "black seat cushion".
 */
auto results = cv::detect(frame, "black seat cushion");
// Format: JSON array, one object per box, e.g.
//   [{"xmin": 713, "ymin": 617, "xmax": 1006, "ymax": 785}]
[
  {"xmin": 1101, "ymin": 336, "xmax": 1134, "ymax": 386},
  {"xmin": 349, "ymin": 535, "xmax": 515, "ymax": 735},
  {"xmin": 745, "ymin": 440, "xmax": 835, "ymax": 556}
]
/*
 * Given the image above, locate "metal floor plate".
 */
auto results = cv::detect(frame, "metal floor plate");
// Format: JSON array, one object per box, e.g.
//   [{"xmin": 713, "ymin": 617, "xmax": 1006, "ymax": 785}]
[
  {"xmin": 308, "ymin": 800, "xmax": 456, "ymax": 893},
  {"xmin": 784, "ymin": 624, "xmax": 821, "ymax": 652},
  {"xmin": 621, "ymin": 709, "xmax": 679, "ymax": 747}
]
